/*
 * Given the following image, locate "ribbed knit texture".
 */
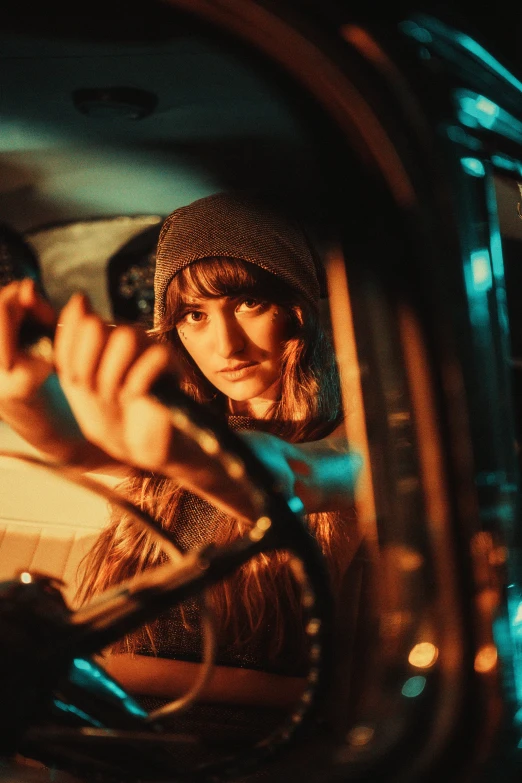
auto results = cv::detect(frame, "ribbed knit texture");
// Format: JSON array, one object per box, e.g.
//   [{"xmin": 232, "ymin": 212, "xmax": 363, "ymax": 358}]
[
  {"xmin": 132, "ymin": 415, "xmax": 306, "ymax": 676},
  {"xmin": 153, "ymin": 192, "xmax": 323, "ymax": 324}
]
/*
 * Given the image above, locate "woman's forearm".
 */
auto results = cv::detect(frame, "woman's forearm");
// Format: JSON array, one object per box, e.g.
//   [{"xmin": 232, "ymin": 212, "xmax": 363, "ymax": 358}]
[{"xmin": 99, "ymin": 652, "xmax": 306, "ymax": 709}]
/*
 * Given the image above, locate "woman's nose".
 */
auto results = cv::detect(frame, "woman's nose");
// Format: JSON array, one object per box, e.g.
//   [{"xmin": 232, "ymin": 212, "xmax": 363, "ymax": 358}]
[{"xmin": 213, "ymin": 315, "xmax": 245, "ymax": 357}]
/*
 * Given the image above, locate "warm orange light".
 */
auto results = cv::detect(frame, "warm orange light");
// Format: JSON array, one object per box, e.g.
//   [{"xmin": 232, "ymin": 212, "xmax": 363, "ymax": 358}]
[
  {"xmin": 474, "ymin": 644, "xmax": 498, "ymax": 673},
  {"xmin": 489, "ymin": 545, "xmax": 508, "ymax": 567},
  {"xmin": 393, "ymin": 545, "xmax": 424, "ymax": 572},
  {"xmin": 408, "ymin": 642, "xmax": 438, "ymax": 668},
  {"xmin": 346, "ymin": 725, "xmax": 374, "ymax": 747}
]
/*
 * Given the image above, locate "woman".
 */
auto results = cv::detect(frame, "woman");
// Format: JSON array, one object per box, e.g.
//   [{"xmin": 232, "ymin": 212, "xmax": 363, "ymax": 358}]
[{"xmin": 0, "ymin": 193, "xmax": 361, "ymax": 727}]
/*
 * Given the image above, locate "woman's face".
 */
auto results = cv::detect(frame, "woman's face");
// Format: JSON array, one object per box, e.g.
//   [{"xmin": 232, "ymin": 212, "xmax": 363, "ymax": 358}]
[{"xmin": 175, "ymin": 293, "xmax": 288, "ymax": 416}]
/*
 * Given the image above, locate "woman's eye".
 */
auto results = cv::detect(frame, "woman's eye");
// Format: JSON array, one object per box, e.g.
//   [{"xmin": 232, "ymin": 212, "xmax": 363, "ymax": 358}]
[
  {"xmin": 178, "ymin": 310, "xmax": 205, "ymax": 325},
  {"xmin": 237, "ymin": 298, "xmax": 263, "ymax": 311}
]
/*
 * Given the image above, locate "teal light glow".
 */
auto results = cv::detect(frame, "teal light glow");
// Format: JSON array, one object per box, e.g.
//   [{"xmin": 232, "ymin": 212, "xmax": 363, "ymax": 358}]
[
  {"xmin": 73, "ymin": 658, "xmax": 91, "ymax": 670},
  {"xmin": 401, "ymin": 676, "xmax": 426, "ymax": 698},
  {"xmin": 491, "ymin": 155, "xmax": 522, "ymax": 176},
  {"xmin": 398, "ymin": 20, "xmax": 433, "ymax": 44},
  {"xmin": 401, "ymin": 14, "xmax": 522, "ymax": 94},
  {"xmin": 456, "ymin": 33, "xmax": 522, "ymax": 93},
  {"xmin": 454, "ymin": 90, "xmax": 522, "ymax": 142},
  {"xmin": 457, "ymin": 93, "xmax": 499, "ymax": 130},
  {"xmin": 460, "ymin": 157, "xmax": 485, "ymax": 177},
  {"xmin": 506, "ymin": 585, "xmax": 522, "ymax": 706},
  {"xmin": 71, "ymin": 657, "xmax": 148, "ymax": 718},
  {"xmin": 444, "ymin": 125, "xmax": 482, "ymax": 151},
  {"xmin": 488, "ymin": 210, "xmax": 506, "ymax": 282},
  {"xmin": 53, "ymin": 698, "xmax": 104, "ymax": 728},
  {"xmin": 0, "ymin": 118, "xmax": 70, "ymax": 152},
  {"xmin": 511, "ymin": 598, "xmax": 522, "ymax": 626},
  {"xmin": 470, "ymin": 250, "xmax": 492, "ymax": 292},
  {"xmin": 463, "ymin": 248, "xmax": 493, "ymax": 325},
  {"xmin": 72, "ymin": 657, "xmax": 126, "ymax": 698},
  {"xmin": 288, "ymin": 495, "xmax": 305, "ymax": 515}
]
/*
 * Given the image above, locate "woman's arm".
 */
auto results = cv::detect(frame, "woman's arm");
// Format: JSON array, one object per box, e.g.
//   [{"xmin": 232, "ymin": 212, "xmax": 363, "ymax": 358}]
[
  {"xmin": 1, "ymin": 282, "xmax": 361, "ymax": 517},
  {"xmin": 98, "ymin": 652, "xmax": 306, "ymax": 709},
  {"xmin": 0, "ymin": 282, "xmax": 202, "ymax": 479}
]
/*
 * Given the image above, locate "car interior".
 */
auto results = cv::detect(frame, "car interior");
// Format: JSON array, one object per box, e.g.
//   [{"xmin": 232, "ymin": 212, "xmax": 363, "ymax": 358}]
[{"xmin": 2, "ymin": 1, "xmax": 522, "ymax": 782}]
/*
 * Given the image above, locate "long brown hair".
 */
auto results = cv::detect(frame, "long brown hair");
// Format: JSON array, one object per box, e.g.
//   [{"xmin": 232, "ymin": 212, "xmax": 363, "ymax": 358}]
[{"xmin": 77, "ymin": 259, "xmax": 355, "ymax": 667}]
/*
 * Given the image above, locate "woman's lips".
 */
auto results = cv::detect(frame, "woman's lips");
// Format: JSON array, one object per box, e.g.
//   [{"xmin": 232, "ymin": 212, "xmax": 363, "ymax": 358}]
[{"xmin": 218, "ymin": 362, "xmax": 258, "ymax": 380}]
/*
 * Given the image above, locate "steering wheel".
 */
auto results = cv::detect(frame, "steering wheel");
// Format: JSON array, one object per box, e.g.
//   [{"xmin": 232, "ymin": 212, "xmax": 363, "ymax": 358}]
[{"xmin": 0, "ymin": 368, "xmax": 335, "ymax": 783}]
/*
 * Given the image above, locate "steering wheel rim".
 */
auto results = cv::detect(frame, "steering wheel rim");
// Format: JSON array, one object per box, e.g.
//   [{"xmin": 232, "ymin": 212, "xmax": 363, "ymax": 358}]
[{"xmin": 0, "ymin": 390, "xmax": 334, "ymax": 782}]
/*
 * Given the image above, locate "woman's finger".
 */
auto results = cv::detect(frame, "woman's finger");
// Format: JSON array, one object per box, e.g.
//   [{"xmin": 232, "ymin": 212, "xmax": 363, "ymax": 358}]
[
  {"xmin": 0, "ymin": 281, "xmax": 24, "ymax": 370},
  {"xmin": 54, "ymin": 292, "xmax": 92, "ymax": 380},
  {"xmin": 96, "ymin": 325, "xmax": 147, "ymax": 400},
  {"xmin": 67, "ymin": 315, "xmax": 113, "ymax": 389}
]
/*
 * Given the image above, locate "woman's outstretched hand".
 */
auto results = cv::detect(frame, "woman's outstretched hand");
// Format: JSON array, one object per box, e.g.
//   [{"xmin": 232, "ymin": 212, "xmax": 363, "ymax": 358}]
[
  {"xmin": 0, "ymin": 280, "xmax": 181, "ymax": 472},
  {"xmin": 53, "ymin": 292, "xmax": 182, "ymax": 470},
  {"xmin": 238, "ymin": 430, "xmax": 363, "ymax": 514}
]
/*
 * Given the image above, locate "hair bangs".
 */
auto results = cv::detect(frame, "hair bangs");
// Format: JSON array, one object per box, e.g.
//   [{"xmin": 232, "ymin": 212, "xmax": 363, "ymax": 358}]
[
  {"xmin": 180, "ymin": 257, "xmax": 263, "ymax": 298},
  {"xmin": 166, "ymin": 257, "xmax": 290, "ymax": 323}
]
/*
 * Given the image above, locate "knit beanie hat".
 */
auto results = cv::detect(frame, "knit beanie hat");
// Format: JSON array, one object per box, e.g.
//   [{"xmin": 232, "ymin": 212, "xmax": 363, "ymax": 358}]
[{"xmin": 153, "ymin": 192, "xmax": 324, "ymax": 324}]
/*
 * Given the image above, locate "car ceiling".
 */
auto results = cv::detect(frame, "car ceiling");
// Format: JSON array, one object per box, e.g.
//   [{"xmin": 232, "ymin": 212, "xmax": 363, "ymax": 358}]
[
  {"xmin": 1, "ymin": 1, "xmax": 522, "ymax": 260},
  {"xmin": 0, "ymin": 1, "xmax": 331, "ymax": 236}
]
